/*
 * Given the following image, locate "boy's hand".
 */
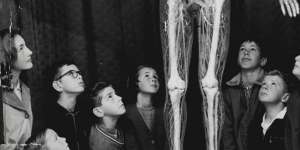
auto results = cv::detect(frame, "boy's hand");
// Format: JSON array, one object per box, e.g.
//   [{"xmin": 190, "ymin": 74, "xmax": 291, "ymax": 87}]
[
  {"xmin": 279, "ymin": 0, "xmax": 300, "ymax": 17},
  {"xmin": 292, "ymin": 55, "xmax": 300, "ymax": 80}
]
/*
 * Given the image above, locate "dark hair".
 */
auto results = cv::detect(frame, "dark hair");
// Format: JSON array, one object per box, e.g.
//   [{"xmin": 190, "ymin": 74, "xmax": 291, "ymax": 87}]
[
  {"xmin": 45, "ymin": 59, "xmax": 78, "ymax": 100},
  {"xmin": 265, "ymin": 70, "xmax": 290, "ymax": 93},
  {"xmin": 135, "ymin": 64, "xmax": 158, "ymax": 84},
  {"xmin": 239, "ymin": 40, "xmax": 266, "ymax": 58},
  {"xmin": 0, "ymin": 28, "xmax": 22, "ymax": 64},
  {"xmin": 49, "ymin": 59, "xmax": 78, "ymax": 82},
  {"xmin": 90, "ymin": 81, "xmax": 112, "ymax": 107}
]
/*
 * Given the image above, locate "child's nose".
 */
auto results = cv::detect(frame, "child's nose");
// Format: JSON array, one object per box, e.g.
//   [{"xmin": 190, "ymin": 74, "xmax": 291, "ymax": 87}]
[
  {"xmin": 116, "ymin": 95, "xmax": 122, "ymax": 101},
  {"xmin": 244, "ymin": 50, "xmax": 250, "ymax": 55}
]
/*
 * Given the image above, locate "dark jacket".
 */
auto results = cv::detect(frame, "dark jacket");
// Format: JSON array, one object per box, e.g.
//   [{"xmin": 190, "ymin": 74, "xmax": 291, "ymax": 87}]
[
  {"xmin": 222, "ymin": 73, "xmax": 265, "ymax": 150},
  {"xmin": 125, "ymin": 105, "xmax": 167, "ymax": 150},
  {"xmin": 247, "ymin": 88, "xmax": 300, "ymax": 150},
  {"xmin": 248, "ymin": 112, "xmax": 287, "ymax": 150},
  {"xmin": 45, "ymin": 102, "xmax": 88, "ymax": 150},
  {"xmin": 285, "ymin": 89, "xmax": 300, "ymax": 150}
]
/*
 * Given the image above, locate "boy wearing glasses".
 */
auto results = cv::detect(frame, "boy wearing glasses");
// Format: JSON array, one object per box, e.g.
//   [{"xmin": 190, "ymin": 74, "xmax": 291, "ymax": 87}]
[{"xmin": 45, "ymin": 60, "xmax": 87, "ymax": 150}]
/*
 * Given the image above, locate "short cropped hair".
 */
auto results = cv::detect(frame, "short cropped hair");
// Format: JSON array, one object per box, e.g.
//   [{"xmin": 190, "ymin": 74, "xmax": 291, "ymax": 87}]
[
  {"xmin": 49, "ymin": 59, "xmax": 78, "ymax": 82},
  {"xmin": 240, "ymin": 40, "xmax": 266, "ymax": 58},
  {"xmin": 90, "ymin": 81, "xmax": 112, "ymax": 107},
  {"xmin": 45, "ymin": 59, "xmax": 78, "ymax": 100},
  {"xmin": 264, "ymin": 70, "xmax": 290, "ymax": 93}
]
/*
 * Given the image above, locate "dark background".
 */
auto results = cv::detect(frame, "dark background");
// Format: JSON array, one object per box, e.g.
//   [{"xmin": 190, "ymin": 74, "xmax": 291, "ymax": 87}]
[{"xmin": 1, "ymin": 0, "xmax": 300, "ymax": 149}]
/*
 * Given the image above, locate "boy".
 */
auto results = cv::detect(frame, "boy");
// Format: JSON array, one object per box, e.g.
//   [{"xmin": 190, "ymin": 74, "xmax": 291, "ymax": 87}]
[
  {"xmin": 89, "ymin": 81, "xmax": 128, "ymax": 150},
  {"xmin": 248, "ymin": 70, "xmax": 290, "ymax": 150},
  {"xmin": 45, "ymin": 60, "xmax": 87, "ymax": 150},
  {"xmin": 222, "ymin": 40, "xmax": 267, "ymax": 150}
]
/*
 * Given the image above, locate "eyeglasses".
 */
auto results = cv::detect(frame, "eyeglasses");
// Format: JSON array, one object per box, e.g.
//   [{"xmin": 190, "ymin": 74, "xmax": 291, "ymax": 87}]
[{"xmin": 55, "ymin": 70, "xmax": 82, "ymax": 80}]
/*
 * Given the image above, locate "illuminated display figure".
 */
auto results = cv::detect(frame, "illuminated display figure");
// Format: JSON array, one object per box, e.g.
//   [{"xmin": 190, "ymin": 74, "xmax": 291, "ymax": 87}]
[{"xmin": 160, "ymin": 0, "xmax": 230, "ymax": 150}]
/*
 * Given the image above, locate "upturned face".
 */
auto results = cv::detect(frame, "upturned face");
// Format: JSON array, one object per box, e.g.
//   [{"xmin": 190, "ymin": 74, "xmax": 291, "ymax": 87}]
[
  {"xmin": 97, "ymin": 86, "xmax": 126, "ymax": 116},
  {"xmin": 259, "ymin": 75, "xmax": 287, "ymax": 104},
  {"xmin": 238, "ymin": 41, "xmax": 263, "ymax": 70},
  {"xmin": 44, "ymin": 129, "xmax": 70, "ymax": 150},
  {"xmin": 13, "ymin": 34, "xmax": 33, "ymax": 71},
  {"xmin": 292, "ymin": 55, "xmax": 300, "ymax": 80},
  {"xmin": 54, "ymin": 64, "xmax": 85, "ymax": 94},
  {"xmin": 137, "ymin": 67, "xmax": 159, "ymax": 94}
]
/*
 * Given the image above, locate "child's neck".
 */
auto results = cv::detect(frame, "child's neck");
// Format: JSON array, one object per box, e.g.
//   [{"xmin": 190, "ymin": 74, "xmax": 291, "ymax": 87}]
[
  {"xmin": 241, "ymin": 67, "xmax": 264, "ymax": 86},
  {"xmin": 99, "ymin": 116, "xmax": 119, "ymax": 131},
  {"xmin": 264, "ymin": 103, "xmax": 285, "ymax": 122},
  {"xmin": 137, "ymin": 92, "xmax": 153, "ymax": 108},
  {"xmin": 57, "ymin": 93, "xmax": 78, "ymax": 112}
]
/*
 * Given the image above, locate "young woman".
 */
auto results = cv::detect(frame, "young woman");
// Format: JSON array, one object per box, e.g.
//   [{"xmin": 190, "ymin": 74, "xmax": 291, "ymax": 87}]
[{"xmin": 0, "ymin": 29, "xmax": 33, "ymax": 147}]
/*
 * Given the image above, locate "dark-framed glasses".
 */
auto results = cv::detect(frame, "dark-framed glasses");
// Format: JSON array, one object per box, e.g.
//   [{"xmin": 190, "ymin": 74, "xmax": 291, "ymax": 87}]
[{"xmin": 55, "ymin": 70, "xmax": 82, "ymax": 80}]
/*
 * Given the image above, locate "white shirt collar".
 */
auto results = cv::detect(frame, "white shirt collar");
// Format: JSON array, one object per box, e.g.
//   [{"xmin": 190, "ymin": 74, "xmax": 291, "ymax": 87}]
[{"xmin": 261, "ymin": 107, "xmax": 287, "ymax": 135}]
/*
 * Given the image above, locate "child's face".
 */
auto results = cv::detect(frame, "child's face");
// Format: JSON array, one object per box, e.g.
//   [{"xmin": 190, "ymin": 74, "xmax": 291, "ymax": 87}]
[
  {"xmin": 237, "ymin": 41, "xmax": 262, "ymax": 70},
  {"xmin": 137, "ymin": 67, "xmax": 159, "ymax": 94},
  {"xmin": 44, "ymin": 129, "xmax": 69, "ymax": 150},
  {"xmin": 259, "ymin": 75, "xmax": 287, "ymax": 104},
  {"xmin": 13, "ymin": 34, "xmax": 33, "ymax": 71},
  {"xmin": 97, "ymin": 86, "xmax": 126, "ymax": 116},
  {"xmin": 54, "ymin": 64, "xmax": 85, "ymax": 93}
]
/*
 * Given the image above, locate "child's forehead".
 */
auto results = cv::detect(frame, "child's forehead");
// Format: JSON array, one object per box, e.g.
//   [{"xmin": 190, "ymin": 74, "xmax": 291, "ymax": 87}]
[
  {"xmin": 98, "ymin": 86, "xmax": 115, "ymax": 96},
  {"xmin": 240, "ymin": 41, "xmax": 259, "ymax": 48},
  {"xmin": 139, "ymin": 67, "xmax": 157, "ymax": 75},
  {"xmin": 59, "ymin": 64, "xmax": 78, "ymax": 73},
  {"xmin": 263, "ymin": 75, "xmax": 285, "ymax": 84}
]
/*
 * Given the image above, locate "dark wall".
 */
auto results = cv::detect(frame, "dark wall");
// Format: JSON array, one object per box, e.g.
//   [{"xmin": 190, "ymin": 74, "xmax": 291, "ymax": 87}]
[{"xmin": 1, "ymin": 0, "xmax": 300, "ymax": 149}]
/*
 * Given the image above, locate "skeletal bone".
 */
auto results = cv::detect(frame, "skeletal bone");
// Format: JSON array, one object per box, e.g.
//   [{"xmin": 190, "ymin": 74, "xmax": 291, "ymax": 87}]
[
  {"xmin": 161, "ymin": 0, "xmax": 229, "ymax": 150},
  {"xmin": 166, "ymin": 2, "xmax": 187, "ymax": 150},
  {"xmin": 200, "ymin": 0, "xmax": 226, "ymax": 150}
]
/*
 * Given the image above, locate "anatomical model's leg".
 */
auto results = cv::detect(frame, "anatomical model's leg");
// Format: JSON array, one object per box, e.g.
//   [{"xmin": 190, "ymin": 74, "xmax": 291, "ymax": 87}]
[
  {"xmin": 160, "ymin": 0, "xmax": 193, "ymax": 150},
  {"xmin": 197, "ymin": 0, "xmax": 230, "ymax": 150}
]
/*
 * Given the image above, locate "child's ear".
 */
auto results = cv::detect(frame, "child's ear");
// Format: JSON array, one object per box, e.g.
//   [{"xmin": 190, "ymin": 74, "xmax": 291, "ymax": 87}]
[
  {"xmin": 260, "ymin": 57, "xmax": 267, "ymax": 67},
  {"xmin": 93, "ymin": 107, "xmax": 104, "ymax": 118},
  {"xmin": 52, "ymin": 81, "xmax": 63, "ymax": 92},
  {"xmin": 281, "ymin": 93, "xmax": 290, "ymax": 103}
]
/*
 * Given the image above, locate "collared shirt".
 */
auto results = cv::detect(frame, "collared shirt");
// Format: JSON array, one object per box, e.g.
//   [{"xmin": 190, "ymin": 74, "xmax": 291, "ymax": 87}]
[{"xmin": 261, "ymin": 107, "xmax": 287, "ymax": 135}]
